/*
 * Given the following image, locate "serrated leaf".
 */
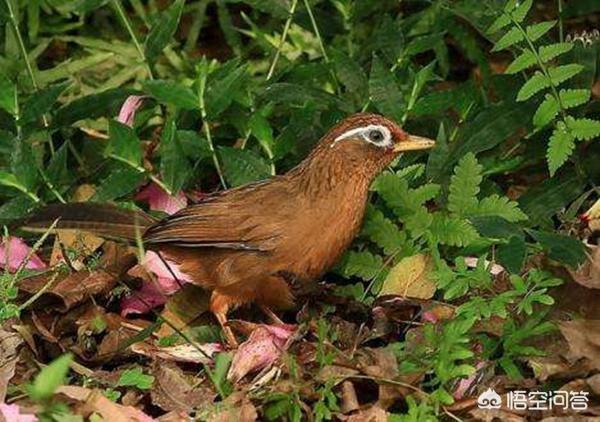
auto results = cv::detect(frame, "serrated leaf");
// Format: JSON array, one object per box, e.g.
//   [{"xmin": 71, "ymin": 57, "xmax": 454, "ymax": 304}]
[
  {"xmin": 548, "ymin": 64, "xmax": 584, "ymax": 86},
  {"xmin": 369, "ymin": 56, "xmax": 404, "ymax": 122},
  {"xmin": 498, "ymin": 236, "xmax": 527, "ymax": 274},
  {"xmin": 430, "ymin": 214, "xmax": 478, "ymax": 246},
  {"xmin": 107, "ymin": 120, "xmax": 142, "ymax": 167},
  {"xmin": 11, "ymin": 141, "xmax": 39, "ymax": 192},
  {"xmin": 117, "ymin": 367, "xmax": 154, "ymax": 390},
  {"xmin": 160, "ymin": 117, "xmax": 191, "ymax": 193},
  {"xmin": 539, "ymin": 42, "xmax": 573, "ymax": 62},
  {"xmin": 547, "ymin": 124, "xmax": 575, "ymax": 175},
  {"xmin": 21, "ymin": 81, "xmax": 70, "ymax": 124},
  {"xmin": 218, "ymin": 146, "xmax": 271, "ymax": 187},
  {"xmin": 0, "ymin": 74, "xmax": 16, "ymax": 115},
  {"xmin": 143, "ymin": 80, "xmax": 198, "ymax": 110},
  {"xmin": 511, "ymin": 0, "xmax": 532, "ymax": 22},
  {"xmin": 53, "ymin": 88, "xmax": 136, "ymax": 127},
  {"xmin": 92, "ymin": 164, "xmax": 144, "ymax": 201},
  {"xmin": 487, "ymin": 14, "xmax": 511, "ymax": 33},
  {"xmin": 28, "ymin": 353, "xmax": 72, "ymax": 402},
  {"xmin": 505, "ymin": 50, "xmax": 536, "ymax": 74},
  {"xmin": 337, "ymin": 250, "xmax": 383, "ymax": 280},
  {"xmin": 448, "ymin": 153, "xmax": 481, "ymax": 216},
  {"xmin": 566, "ymin": 117, "xmax": 600, "ymax": 141},
  {"xmin": 331, "ymin": 49, "xmax": 368, "ymax": 101},
  {"xmin": 517, "ymin": 71, "xmax": 549, "ymax": 101},
  {"xmin": 559, "ymin": 89, "xmax": 590, "ymax": 109},
  {"xmin": 205, "ymin": 61, "xmax": 248, "ymax": 118},
  {"xmin": 473, "ymin": 195, "xmax": 528, "ymax": 222},
  {"xmin": 144, "ymin": 0, "xmax": 185, "ymax": 63},
  {"xmin": 530, "ymin": 230, "xmax": 586, "ymax": 267},
  {"xmin": 492, "ymin": 27, "xmax": 523, "ymax": 52},
  {"xmin": 361, "ymin": 206, "xmax": 405, "ymax": 255},
  {"xmin": 526, "ymin": 21, "xmax": 556, "ymax": 42},
  {"xmin": 533, "ymin": 94, "xmax": 559, "ymax": 128}
]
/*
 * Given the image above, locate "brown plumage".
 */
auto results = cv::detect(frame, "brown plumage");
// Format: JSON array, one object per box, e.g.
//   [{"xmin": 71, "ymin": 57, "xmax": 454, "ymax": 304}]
[{"xmin": 24, "ymin": 113, "xmax": 435, "ymax": 347}]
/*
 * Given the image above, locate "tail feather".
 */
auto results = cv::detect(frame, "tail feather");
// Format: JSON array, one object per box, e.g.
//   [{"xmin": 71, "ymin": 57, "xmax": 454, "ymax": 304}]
[{"xmin": 22, "ymin": 203, "xmax": 158, "ymax": 242}]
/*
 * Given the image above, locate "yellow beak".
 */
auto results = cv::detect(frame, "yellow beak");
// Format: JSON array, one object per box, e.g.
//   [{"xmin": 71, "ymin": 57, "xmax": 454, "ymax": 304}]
[{"xmin": 393, "ymin": 135, "xmax": 436, "ymax": 152}]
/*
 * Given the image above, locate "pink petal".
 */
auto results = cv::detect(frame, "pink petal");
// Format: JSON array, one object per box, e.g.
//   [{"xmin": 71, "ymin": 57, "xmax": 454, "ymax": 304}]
[
  {"xmin": 117, "ymin": 95, "xmax": 145, "ymax": 128},
  {"xmin": 120, "ymin": 251, "xmax": 191, "ymax": 316},
  {"xmin": 421, "ymin": 311, "xmax": 438, "ymax": 324},
  {"xmin": 453, "ymin": 361, "xmax": 486, "ymax": 400},
  {"xmin": 0, "ymin": 237, "xmax": 47, "ymax": 272},
  {"xmin": 0, "ymin": 403, "xmax": 38, "ymax": 422},
  {"xmin": 136, "ymin": 182, "xmax": 187, "ymax": 215},
  {"xmin": 227, "ymin": 324, "xmax": 296, "ymax": 382}
]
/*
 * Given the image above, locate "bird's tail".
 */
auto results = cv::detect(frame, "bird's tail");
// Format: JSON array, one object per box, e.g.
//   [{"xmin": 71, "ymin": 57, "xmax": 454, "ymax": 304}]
[{"xmin": 22, "ymin": 203, "xmax": 158, "ymax": 242}]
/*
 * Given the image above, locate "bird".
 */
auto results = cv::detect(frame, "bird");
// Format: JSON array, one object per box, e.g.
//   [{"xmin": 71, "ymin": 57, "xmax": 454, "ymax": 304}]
[{"xmin": 23, "ymin": 113, "xmax": 435, "ymax": 347}]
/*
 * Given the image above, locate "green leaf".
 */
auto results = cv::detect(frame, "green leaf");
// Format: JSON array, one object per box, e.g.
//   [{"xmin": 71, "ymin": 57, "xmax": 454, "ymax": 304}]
[
  {"xmin": 559, "ymin": 89, "xmax": 591, "ymax": 109},
  {"xmin": 547, "ymin": 123, "xmax": 575, "ymax": 175},
  {"xmin": 0, "ymin": 171, "xmax": 30, "ymax": 196},
  {"xmin": 331, "ymin": 49, "xmax": 368, "ymax": 101},
  {"xmin": 518, "ymin": 170, "xmax": 581, "ymax": 222},
  {"xmin": 430, "ymin": 214, "xmax": 478, "ymax": 247},
  {"xmin": 249, "ymin": 113, "xmax": 274, "ymax": 156},
  {"xmin": 337, "ymin": 250, "xmax": 383, "ymax": 280},
  {"xmin": 92, "ymin": 165, "xmax": 144, "ymax": 201},
  {"xmin": 492, "ymin": 27, "xmax": 523, "ymax": 52},
  {"xmin": 46, "ymin": 143, "xmax": 72, "ymax": 188},
  {"xmin": 12, "ymin": 141, "xmax": 40, "ymax": 193},
  {"xmin": 21, "ymin": 81, "xmax": 70, "ymax": 124},
  {"xmin": 361, "ymin": 206, "xmax": 405, "ymax": 255},
  {"xmin": 160, "ymin": 117, "xmax": 191, "ymax": 193},
  {"xmin": 117, "ymin": 368, "xmax": 154, "ymax": 390},
  {"xmin": 505, "ymin": 50, "xmax": 536, "ymax": 74},
  {"xmin": 369, "ymin": 56, "xmax": 404, "ymax": 122},
  {"xmin": 539, "ymin": 42, "xmax": 573, "ymax": 62},
  {"xmin": 533, "ymin": 94, "xmax": 559, "ymax": 128},
  {"xmin": 566, "ymin": 117, "xmax": 600, "ymax": 141},
  {"xmin": 529, "ymin": 230, "xmax": 586, "ymax": 267},
  {"xmin": 218, "ymin": 146, "xmax": 271, "ymax": 187},
  {"xmin": 448, "ymin": 153, "xmax": 482, "ymax": 216},
  {"xmin": 511, "ymin": 0, "xmax": 532, "ymax": 22},
  {"xmin": 53, "ymin": 88, "xmax": 136, "ymax": 127},
  {"xmin": 517, "ymin": 71, "xmax": 549, "ymax": 101},
  {"xmin": 205, "ymin": 62, "xmax": 248, "ymax": 118},
  {"xmin": 0, "ymin": 74, "xmax": 16, "ymax": 115},
  {"xmin": 144, "ymin": 0, "xmax": 185, "ymax": 63},
  {"xmin": 548, "ymin": 64, "xmax": 584, "ymax": 86},
  {"xmin": 208, "ymin": 352, "xmax": 233, "ymax": 397},
  {"xmin": 107, "ymin": 120, "xmax": 142, "ymax": 167},
  {"xmin": 526, "ymin": 21, "xmax": 556, "ymax": 42},
  {"xmin": 473, "ymin": 195, "xmax": 528, "ymax": 222},
  {"xmin": 28, "ymin": 353, "xmax": 73, "ymax": 402},
  {"xmin": 499, "ymin": 237, "xmax": 526, "ymax": 273},
  {"xmin": 487, "ymin": 14, "xmax": 511, "ymax": 33},
  {"xmin": 143, "ymin": 80, "xmax": 198, "ymax": 110}
]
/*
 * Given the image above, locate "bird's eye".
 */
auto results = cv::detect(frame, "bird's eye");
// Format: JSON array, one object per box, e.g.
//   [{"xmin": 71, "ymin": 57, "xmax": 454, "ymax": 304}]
[{"xmin": 367, "ymin": 129, "xmax": 385, "ymax": 143}]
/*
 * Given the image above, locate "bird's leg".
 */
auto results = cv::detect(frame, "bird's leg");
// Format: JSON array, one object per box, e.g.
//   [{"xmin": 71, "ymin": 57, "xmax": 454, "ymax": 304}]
[
  {"xmin": 210, "ymin": 291, "xmax": 239, "ymax": 349},
  {"xmin": 259, "ymin": 305, "xmax": 284, "ymax": 324}
]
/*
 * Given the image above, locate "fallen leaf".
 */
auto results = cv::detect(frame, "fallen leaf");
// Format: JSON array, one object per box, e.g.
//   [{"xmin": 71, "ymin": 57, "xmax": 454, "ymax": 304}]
[
  {"xmin": 150, "ymin": 363, "xmax": 213, "ymax": 412},
  {"xmin": 559, "ymin": 319, "xmax": 600, "ymax": 369},
  {"xmin": 0, "ymin": 237, "xmax": 46, "ymax": 272},
  {"xmin": 136, "ymin": 182, "xmax": 187, "ymax": 215},
  {"xmin": 0, "ymin": 403, "xmax": 37, "ymax": 422},
  {"xmin": 0, "ymin": 330, "xmax": 23, "ymax": 401},
  {"xmin": 378, "ymin": 254, "xmax": 436, "ymax": 299},
  {"xmin": 49, "ymin": 230, "xmax": 104, "ymax": 269},
  {"xmin": 346, "ymin": 405, "xmax": 388, "ymax": 422},
  {"xmin": 205, "ymin": 391, "xmax": 257, "ymax": 422},
  {"xmin": 569, "ymin": 246, "xmax": 600, "ymax": 289},
  {"xmin": 131, "ymin": 342, "xmax": 222, "ymax": 364},
  {"xmin": 227, "ymin": 324, "xmax": 296, "ymax": 383}
]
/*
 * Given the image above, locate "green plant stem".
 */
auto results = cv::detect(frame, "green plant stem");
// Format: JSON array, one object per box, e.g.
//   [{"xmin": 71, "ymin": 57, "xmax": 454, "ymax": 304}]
[
  {"xmin": 112, "ymin": 0, "xmax": 154, "ymax": 80},
  {"xmin": 19, "ymin": 271, "xmax": 60, "ymax": 311},
  {"xmin": 266, "ymin": 0, "xmax": 299, "ymax": 80},
  {"xmin": 11, "ymin": 218, "xmax": 59, "ymax": 285},
  {"xmin": 198, "ymin": 72, "xmax": 227, "ymax": 189},
  {"xmin": 557, "ymin": 0, "xmax": 564, "ymax": 43},
  {"xmin": 4, "ymin": 0, "xmax": 53, "ymax": 152}
]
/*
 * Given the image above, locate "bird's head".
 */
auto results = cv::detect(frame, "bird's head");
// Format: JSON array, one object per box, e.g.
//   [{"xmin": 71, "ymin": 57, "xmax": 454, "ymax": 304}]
[{"xmin": 324, "ymin": 114, "xmax": 435, "ymax": 171}]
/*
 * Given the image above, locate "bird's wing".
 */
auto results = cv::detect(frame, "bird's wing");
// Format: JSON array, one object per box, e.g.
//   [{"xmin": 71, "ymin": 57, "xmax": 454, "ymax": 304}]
[{"xmin": 143, "ymin": 181, "xmax": 287, "ymax": 252}]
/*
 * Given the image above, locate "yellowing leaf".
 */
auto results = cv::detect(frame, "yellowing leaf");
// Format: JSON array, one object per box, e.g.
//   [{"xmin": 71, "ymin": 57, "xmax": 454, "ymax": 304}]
[{"xmin": 379, "ymin": 254, "xmax": 436, "ymax": 299}]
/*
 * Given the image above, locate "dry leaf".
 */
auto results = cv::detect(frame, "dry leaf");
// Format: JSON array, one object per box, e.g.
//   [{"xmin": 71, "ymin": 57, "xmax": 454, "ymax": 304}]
[
  {"xmin": 49, "ymin": 230, "xmax": 104, "ymax": 269},
  {"xmin": 150, "ymin": 363, "xmax": 213, "ymax": 412},
  {"xmin": 559, "ymin": 320, "xmax": 600, "ymax": 369},
  {"xmin": 378, "ymin": 254, "xmax": 436, "ymax": 299},
  {"xmin": 0, "ymin": 330, "xmax": 22, "ymax": 402},
  {"xmin": 569, "ymin": 246, "xmax": 600, "ymax": 289}
]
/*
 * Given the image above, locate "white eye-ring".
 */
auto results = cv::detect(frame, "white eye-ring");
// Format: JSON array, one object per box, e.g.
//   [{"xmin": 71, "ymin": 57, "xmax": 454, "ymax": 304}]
[{"xmin": 332, "ymin": 124, "xmax": 392, "ymax": 148}]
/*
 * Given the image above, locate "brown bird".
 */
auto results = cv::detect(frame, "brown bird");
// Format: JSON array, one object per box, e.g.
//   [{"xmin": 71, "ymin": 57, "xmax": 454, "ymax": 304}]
[{"xmin": 24, "ymin": 113, "xmax": 435, "ymax": 347}]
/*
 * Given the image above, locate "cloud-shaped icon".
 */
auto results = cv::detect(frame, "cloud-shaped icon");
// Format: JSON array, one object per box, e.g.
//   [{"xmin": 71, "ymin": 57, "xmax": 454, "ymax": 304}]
[{"xmin": 477, "ymin": 388, "xmax": 502, "ymax": 409}]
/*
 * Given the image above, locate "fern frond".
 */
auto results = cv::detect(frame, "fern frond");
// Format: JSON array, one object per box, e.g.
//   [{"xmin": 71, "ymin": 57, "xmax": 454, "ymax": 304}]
[
  {"xmin": 559, "ymin": 89, "xmax": 591, "ymax": 109},
  {"xmin": 448, "ymin": 153, "xmax": 482, "ymax": 217},
  {"xmin": 526, "ymin": 21, "xmax": 556, "ymax": 42},
  {"xmin": 517, "ymin": 71, "xmax": 549, "ymax": 101},
  {"xmin": 430, "ymin": 214, "xmax": 479, "ymax": 247},
  {"xmin": 511, "ymin": 0, "xmax": 532, "ymax": 23},
  {"xmin": 362, "ymin": 206, "xmax": 406, "ymax": 255},
  {"xmin": 488, "ymin": 14, "xmax": 511, "ymax": 33},
  {"xmin": 548, "ymin": 64, "xmax": 584, "ymax": 86},
  {"xmin": 338, "ymin": 250, "xmax": 383, "ymax": 280},
  {"xmin": 547, "ymin": 123, "xmax": 575, "ymax": 175},
  {"xmin": 566, "ymin": 117, "xmax": 600, "ymax": 141},
  {"xmin": 533, "ymin": 94, "xmax": 559, "ymax": 128},
  {"xmin": 539, "ymin": 43, "xmax": 573, "ymax": 62},
  {"xmin": 505, "ymin": 51, "xmax": 536, "ymax": 74},
  {"xmin": 492, "ymin": 27, "xmax": 524, "ymax": 52},
  {"xmin": 473, "ymin": 195, "xmax": 528, "ymax": 222}
]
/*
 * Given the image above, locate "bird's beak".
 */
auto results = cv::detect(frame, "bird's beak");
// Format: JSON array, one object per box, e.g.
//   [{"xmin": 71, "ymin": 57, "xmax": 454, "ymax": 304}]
[{"xmin": 393, "ymin": 135, "xmax": 436, "ymax": 152}]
